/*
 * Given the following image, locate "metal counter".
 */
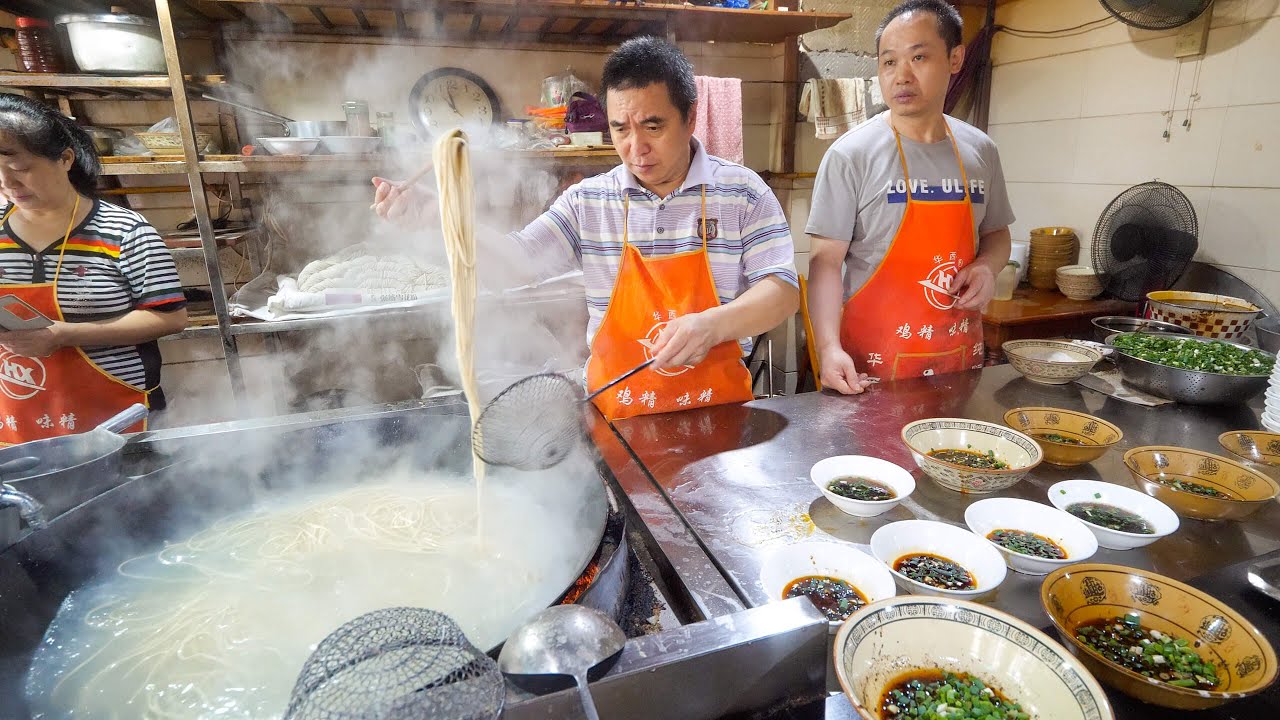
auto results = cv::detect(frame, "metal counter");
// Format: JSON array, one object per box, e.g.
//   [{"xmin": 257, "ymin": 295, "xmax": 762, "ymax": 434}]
[{"xmin": 608, "ymin": 364, "xmax": 1280, "ymax": 639}]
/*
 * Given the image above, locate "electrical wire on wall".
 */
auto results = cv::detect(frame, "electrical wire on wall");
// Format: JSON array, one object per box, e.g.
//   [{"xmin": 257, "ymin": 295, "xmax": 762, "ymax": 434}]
[{"xmin": 997, "ymin": 16, "xmax": 1118, "ymax": 38}]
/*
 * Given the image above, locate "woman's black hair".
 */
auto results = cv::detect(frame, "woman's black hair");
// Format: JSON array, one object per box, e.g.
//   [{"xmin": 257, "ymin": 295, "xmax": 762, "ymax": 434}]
[
  {"xmin": 0, "ymin": 92, "xmax": 101, "ymax": 196},
  {"xmin": 601, "ymin": 36, "xmax": 698, "ymax": 123}
]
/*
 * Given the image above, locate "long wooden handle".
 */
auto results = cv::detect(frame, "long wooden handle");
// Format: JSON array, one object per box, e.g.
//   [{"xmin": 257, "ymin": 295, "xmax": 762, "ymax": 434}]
[
  {"xmin": 799, "ymin": 274, "xmax": 823, "ymax": 391},
  {"xmin": 585, "ymin": 359, "xmax": 655, "ymax": 402}
]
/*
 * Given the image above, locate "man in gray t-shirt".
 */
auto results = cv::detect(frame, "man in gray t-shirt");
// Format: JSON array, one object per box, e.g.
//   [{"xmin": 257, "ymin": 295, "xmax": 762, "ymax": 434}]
[
  {"xmin": 805, "ymin": 0, "xmax": 1014, "ymax": 394},
  {"xmin": 807, "ymin": 113, "xmax": 1015, "ymax": 298}
]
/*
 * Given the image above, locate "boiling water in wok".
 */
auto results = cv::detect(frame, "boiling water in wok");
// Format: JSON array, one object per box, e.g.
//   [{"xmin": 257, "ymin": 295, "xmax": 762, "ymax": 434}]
[{"xmin": 23, "ymin": 455, "xmax": 605, "ymax": 719}]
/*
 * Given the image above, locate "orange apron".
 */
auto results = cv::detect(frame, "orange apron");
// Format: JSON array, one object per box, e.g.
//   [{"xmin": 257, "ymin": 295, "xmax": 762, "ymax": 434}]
[
  {"xmin": 0, "ymin": 199, "xmax": 148, "ymax": 445},
  {"xmin": 839, "ymin": 120, "xmax": 984, "ymax": 380},
  {"xmin": 587, "ymin": 187, "xmax": 754, "ymax": 421}
]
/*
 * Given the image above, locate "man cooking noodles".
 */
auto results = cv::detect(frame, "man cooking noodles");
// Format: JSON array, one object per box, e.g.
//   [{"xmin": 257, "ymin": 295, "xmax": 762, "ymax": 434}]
[
  {"xmin": 805, "ymin": 0, "xmax": 1013, "ymax": 394},
  {"xmin": 374, "ymin": 37, "xmax": 799, "ymax": 420}
]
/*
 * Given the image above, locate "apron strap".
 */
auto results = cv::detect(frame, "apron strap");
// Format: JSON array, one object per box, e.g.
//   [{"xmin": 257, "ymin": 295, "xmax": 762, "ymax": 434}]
[
  {"xmin": 0, "ymin": 195, "xmax": 81, "ymax": 287},
  {"xmin": 889, "ymin": 117, "xmax": 973, "ymax": 204}
]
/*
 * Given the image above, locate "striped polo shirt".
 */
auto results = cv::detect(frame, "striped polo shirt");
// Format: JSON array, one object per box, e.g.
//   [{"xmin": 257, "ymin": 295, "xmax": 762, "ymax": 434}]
[
  {"xmin": 510, "ymin": 138, "xmax": 797, "ymax": 353},
  {"xmin": 0, "ymin": 199, "xmax": 186, "ymax": 395}
]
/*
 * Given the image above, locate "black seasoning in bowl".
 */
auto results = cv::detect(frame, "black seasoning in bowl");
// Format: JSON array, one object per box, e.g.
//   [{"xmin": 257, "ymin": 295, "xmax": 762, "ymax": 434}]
[
  {"xmin": 1152, "ymin": 477, "xmax": 1232, "ymax": 498},
  {"xmin": 928, "ymin": 448, "xmax": 1010, "ymax": 470},
  {"xmin": 1066, "ymin": 502, "xmax": 1155, "ymax": 534},
  {"xmin": 1075, "ymin": 613, "xmax": 1220, "ymax": 690},
  {"xmin": 1034, "ymin": 432, "xmax": 1090, "ymax": 446},
  {"xmin": 894, "ymin": 553, "xmax": 976, "ymax": 591},
  {"xmin": 987, "ymin": 529, "xmax": 1068, "ymax": 560},
  {"xmin": 879, "ymin": 670, "xmax": 1029, "ymax": 720},
  {"xmin": 783, "ymin": 575, "xmax": 867, "ymax": 622},
  {"xmin": 827, "ymin": 476, "xmax": 896, "ymax": 502}
]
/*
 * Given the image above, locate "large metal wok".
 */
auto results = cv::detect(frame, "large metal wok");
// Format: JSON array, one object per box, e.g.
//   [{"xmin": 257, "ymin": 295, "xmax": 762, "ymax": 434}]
[{"xmin": 0, "ymin": 404, "xmax": 618, "ymax": 719}]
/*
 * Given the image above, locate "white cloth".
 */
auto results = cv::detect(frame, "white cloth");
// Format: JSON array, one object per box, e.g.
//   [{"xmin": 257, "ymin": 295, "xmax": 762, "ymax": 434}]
[
  {"xmin": 868, "ymin": 76, "xmax": 884, "ymax": 107},
  {"xmin": 799, "ymin": 78, "xmax": 867, "ymax": 140}
]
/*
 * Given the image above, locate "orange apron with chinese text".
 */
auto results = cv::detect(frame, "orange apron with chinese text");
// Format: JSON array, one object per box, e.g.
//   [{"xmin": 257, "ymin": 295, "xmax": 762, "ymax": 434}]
[
  {"xmin": 0, "ymin": 200, "xmax": 148, "ymax": 445},
  {"xmin": 839, "ymin": 120, "xmax": 984, "ymax": 380},
  {"xmin": 587, "ymin": 187, "xmax": 754, "ymax": 421}
]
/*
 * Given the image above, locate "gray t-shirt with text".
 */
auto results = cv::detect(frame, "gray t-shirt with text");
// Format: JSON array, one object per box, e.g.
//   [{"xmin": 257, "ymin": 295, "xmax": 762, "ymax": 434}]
[{"xmin": 805, "ymin": 113, "xmax": 1015, "ymax": 299}]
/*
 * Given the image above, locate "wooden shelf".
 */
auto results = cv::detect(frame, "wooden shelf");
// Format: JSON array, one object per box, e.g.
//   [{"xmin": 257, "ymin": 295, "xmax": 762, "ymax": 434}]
[
  {"xmin": 0, "ymin": 73, "xmax": 227, "ymax": 100},
  {"xmin": 190, "ymin": 0, "xmax": 850, "ymax": 45},
  {"xmin": 96, "ymin": 148, "xmax": 618, "ymax": 176}
]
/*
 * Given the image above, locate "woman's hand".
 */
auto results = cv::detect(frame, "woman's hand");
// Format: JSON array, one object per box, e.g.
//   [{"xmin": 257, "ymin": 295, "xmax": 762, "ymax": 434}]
[
  {"xmin": 371, "ymin": 177, "xmax": 436, "ymax": 228},
  {"xmin": 0, "ymin": 323, "xmax": 68, "ymax": 358}
]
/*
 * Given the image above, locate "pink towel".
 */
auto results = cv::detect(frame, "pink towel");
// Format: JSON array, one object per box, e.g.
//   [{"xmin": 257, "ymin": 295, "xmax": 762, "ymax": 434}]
[{"xmin": 694, "ymin": 76, "xmax": 743, "ymax": 164}]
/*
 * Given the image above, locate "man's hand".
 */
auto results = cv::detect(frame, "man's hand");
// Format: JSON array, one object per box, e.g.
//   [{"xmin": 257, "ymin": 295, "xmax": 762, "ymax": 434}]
[
  {"xmin": 650, "ymin": 311, "xmax": 723, "ymax": 370},
  {"xmin": 371, "ymin": 177, "xmax": 435, "ymax": 228},
  {"xmin": 951, "ymin": 261, "xmax": 997, "ymax": 310},
  {"xmin": 0, "ymin": 325, "xmax": 67, "ymax": 358},
  {"xmin": 818, "ymin": 345, "xmax": 874, "ymax": 395}
]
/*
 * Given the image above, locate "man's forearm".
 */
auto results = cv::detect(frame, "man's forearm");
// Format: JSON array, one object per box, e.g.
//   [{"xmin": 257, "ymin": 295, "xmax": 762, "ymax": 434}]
[
  {"xmin": 808, "ymin": 237, "xmax": 849, "ymax": 354},
  {"xmin": 57, "ymin": 308, "xmax": 188, "ymax": 347},
  {"xmin": 975, "ymin": 227, "xmax": 1012, "ymax": 275},
  {"xmin": 705, "ymin": 275, "xmax": 799, "ymax": 345}
]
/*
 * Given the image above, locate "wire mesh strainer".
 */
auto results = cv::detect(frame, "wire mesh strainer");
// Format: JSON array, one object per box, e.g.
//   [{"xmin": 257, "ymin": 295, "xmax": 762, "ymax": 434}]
[
  {"xmin": 283, "ymin": 607, "xmax": 504, "ymax": 720},
  {"xmin": 473, "ymin": 359, "xmax": 653, "ymax": 471}
]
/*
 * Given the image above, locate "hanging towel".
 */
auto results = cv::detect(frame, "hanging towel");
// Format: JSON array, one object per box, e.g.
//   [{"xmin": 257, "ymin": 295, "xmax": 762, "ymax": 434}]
[
  {"xmin": 868, "ymin": 76, "xmax": 884, "ymax": 107},
  {"xmin": 693, "ymin": 76, "xmax": 744, "ymax": 163},
  {"xmin": 799, "ymin": 78, "xmax": 866, "ymax": 140}
]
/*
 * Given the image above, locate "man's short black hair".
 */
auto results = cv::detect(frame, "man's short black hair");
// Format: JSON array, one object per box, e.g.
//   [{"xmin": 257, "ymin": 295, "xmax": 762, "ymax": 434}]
[
  {"xmin": 601, "ymin": 36, "xmax": 697, "ymax": 122},
  {"xmin": 876, "ymin": 0, "xmax": 964, "ymax": 53}
]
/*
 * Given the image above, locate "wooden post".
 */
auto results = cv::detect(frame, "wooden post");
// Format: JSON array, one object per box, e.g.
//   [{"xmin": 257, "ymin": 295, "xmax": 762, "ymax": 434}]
[{"xmin": 779, "ymin": 35, "xmax": 798, "ymax": 174}]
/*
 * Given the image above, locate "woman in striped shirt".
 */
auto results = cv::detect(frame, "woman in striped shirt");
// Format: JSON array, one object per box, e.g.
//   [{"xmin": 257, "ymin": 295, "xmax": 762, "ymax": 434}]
[{"xmin": 0, "ymin": 94, "xmax": 186, "ymax": 443}]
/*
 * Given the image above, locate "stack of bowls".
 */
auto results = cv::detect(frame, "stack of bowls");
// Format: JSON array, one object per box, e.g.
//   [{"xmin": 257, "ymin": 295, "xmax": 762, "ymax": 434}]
[
  {"xmin": 1055, "ymin": 265, "xmax": 1104, "ymax": 300},
  {"xmin": 1265, "ymin": 361, "xmax": 1280, "ymax": 432},
  {"xmin": 1028, "ymin": 227, "xmax": 1078, "ymax": 290}
]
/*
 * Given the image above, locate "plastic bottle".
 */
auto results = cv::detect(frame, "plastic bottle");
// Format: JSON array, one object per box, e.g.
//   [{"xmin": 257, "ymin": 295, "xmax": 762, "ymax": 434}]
[
  {"xmin": 994, "ymin": 261, "xmax": 1020, "ymax": 301},
  {"xmin": 15, "ymin": 17, "xmax": 65, "ymax": 74}
]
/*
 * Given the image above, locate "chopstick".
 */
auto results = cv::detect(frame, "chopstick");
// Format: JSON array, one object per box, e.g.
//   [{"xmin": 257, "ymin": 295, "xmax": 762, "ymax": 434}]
[{"xmin": 370, "ymin": 159, "xmax": 434, "ymax": 211}]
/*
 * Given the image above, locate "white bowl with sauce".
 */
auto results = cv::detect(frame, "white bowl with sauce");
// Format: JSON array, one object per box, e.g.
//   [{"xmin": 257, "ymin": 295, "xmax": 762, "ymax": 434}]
[
  {"xmin": 810, "ymin": 455, "xmax": 915, "ymax": 517},
  {"xmin": 964, "ymin": 497, "xmax": 1098, "ymax": 576},
  {"xmin": 758, "ymin": 540, "xmax": 896, "ymax": 631},
  {"xmin": 869, "ymin": 520, "xmax": 1007, "ymax": 599},
  {"xmin": 1047, "ymin": 480, "xmax": 1179, "ymax": 550}
]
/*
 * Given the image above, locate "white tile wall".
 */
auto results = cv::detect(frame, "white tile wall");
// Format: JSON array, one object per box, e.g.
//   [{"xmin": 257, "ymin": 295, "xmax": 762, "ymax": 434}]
[{"xmin": 991, "ymin": 0, "xmax": 1280, "ymax": 305}]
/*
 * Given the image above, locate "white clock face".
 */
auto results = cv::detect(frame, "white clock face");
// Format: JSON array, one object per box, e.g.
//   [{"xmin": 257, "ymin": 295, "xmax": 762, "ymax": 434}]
[{"xmin": 417, "ymin": 75, "xmax": 495, "ymax": 137}]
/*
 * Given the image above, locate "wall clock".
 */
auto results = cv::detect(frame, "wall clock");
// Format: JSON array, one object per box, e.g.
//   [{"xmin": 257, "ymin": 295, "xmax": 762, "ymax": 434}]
[{"xmin": 410, "ymin": 67, "xmax": 501, "ymax": 140}]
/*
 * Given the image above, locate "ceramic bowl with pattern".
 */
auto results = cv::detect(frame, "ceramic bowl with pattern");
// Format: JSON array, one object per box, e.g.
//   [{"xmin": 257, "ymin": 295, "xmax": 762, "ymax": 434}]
[
  {"xmin": 1122, "ymin": 446, "xmax": 1279, "ymax": 522},
  {"xmin": 901, "ymin": 418, "xmax": 1042, "ymax": 494},
  {"xmin": 1041, "ymin": 563, "xmax": 1278, "ymax": 710},
  {"xmin": 1218, "ymin": 430, "xmax": 1280, "ymax": 467},
  {"xmin": 869, "ymin": 519, "xmax": 1007, "ymax": 599},
  {"xmin": 810, "ymin": 455, "xmax": 915, "ymax": 517},
  {"xmin": 758, "ymin": 540, "xmax": 896, "ymax": 631},
  {"xmin": 1002, "ymin": 339, "xmax": 1103, "ymax": 385},
  {"xmin": 1146, "ymin": 291, "xmax": 1262, "ymax": 341},
  {"xmin": 1003, "ymin": 407, "xmax": 1124, "ymax": 467},
  {"xmin": 1047, "ymin": 480, "xmax": 1179, "ymax": 551},
  {"xmin": 964, "ymin": 497, "xmax": 1099, "ymax": 576},
  {"xmin": 834, "ymin": 596, "xmax": 1113, "ymax": 720}
]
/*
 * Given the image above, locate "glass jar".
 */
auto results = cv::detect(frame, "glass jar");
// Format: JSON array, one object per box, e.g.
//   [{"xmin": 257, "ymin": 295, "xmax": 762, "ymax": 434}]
[
  {"xmin": 15, "ymin": 17, "xmax": 65, "ymax": 74},
  {"xmin": 342, "ymin": 100, "xmax": 371, "ymax": 137},
  {"xmin": 376, "ymin": 111, "xmax": 396, "ymax": 149},
  {"xmin": 994, "ymin": 261, "xmax": 1020, "ymax": 301}
]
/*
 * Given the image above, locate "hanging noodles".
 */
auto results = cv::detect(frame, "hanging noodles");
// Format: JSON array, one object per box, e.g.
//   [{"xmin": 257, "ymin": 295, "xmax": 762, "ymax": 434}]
[{"xmin": 434, "ymin": 128, "xmax": 486, "ymax": 537}]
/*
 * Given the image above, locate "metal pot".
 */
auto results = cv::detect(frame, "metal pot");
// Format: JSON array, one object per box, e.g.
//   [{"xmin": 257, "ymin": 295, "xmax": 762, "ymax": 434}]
[
  {"xmin": 1106, "ymin": 332, "xmax": 1273, "ymax": 405},
  {"xmin": 55, "ymin": 11, "xmax": 165, "ymax": 75},
  {"xmin": 0, "ymin": 403, "xmax": 149, "ymax": 529},
  {"xmin": 202, "ymin": 93, "xmax": 345, "ymax": 137}
]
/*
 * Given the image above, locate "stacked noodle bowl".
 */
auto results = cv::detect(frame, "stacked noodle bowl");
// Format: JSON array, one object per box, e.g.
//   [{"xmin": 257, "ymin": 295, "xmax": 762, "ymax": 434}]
[
  {"xmin": 1264, "ymin": 361, "xmax": 1280, "ymax": 432},
  {"xmin": 1027, "ymin": 227, "xmax": 1078, "ymax": 291}
]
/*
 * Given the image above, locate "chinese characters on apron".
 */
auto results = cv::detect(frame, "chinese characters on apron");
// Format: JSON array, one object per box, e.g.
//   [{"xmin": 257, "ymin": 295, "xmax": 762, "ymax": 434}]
[
  {"xmin": 587, "ymin": 186, "xmax": 754, "ymax": 421},
  {"xmin": 839, "ymin": 120, "xmax": 985, "ymax": 380},
  {"xmin": 0, "ymin": 199, "xmax": 148, "ymax": 446}
]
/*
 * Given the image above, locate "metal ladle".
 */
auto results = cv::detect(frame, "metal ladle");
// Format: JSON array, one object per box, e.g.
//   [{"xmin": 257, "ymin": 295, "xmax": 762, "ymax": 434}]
[{"xmin": 498, "ymin": 605, "xmax": 626, "ymax": 720}]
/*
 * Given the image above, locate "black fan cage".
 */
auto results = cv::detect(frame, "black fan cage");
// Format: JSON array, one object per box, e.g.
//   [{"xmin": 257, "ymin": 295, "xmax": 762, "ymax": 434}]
[
  {"xmin": 1099, "ymin": 0, "xmax": 1214, "ymax": 31},
  {"xmin": 1091, "ymin": 180, "xmax": 1198, "ymax": 301}
]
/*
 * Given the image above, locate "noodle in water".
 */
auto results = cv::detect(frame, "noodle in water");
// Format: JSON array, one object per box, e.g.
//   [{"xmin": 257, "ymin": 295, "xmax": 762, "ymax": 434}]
[{"xmin": 434, "ymin": 129, "xmax": 486, "ymax": 538}]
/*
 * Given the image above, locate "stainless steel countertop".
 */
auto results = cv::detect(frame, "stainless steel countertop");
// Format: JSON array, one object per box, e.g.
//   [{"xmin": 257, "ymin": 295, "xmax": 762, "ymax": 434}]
[{"xmin": 609, "ymin": 365, "xmax": 1280, "ymax": 624}]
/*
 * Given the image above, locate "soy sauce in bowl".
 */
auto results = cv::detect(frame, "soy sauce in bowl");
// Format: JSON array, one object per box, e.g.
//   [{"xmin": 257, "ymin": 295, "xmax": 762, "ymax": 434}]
[{"xmin": 893, "ymin": 553, "xmax": 976, "ymax": 591}]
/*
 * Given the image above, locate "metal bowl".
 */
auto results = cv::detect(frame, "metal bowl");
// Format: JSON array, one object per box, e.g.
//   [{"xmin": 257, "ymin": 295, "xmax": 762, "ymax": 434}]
[
  {"xmin": 1256, "ymin": 316, "xmax": 1280, "ymax": 354},
  {"xmin": 1091, "ymin": 316, "xmax": 1192, "ymax": 343},
  {"xmin": 258, "ymin": 137, "xmax": 320, "ymax": 156},
  {"xmin": 1107, "ymin": 332, "xmax": 1274, "ymax": 405}
]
